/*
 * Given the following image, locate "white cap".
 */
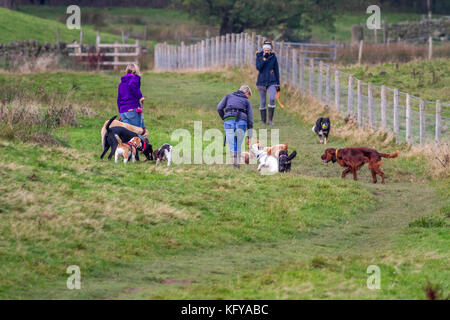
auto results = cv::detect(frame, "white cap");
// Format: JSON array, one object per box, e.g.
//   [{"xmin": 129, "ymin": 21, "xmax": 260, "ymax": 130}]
[{"xmin": 262, "ymin": 44, "xmax": 272, "ymax": 50}]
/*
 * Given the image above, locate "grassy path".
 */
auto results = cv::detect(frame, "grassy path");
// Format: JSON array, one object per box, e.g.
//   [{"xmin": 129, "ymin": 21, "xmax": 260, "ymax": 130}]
[{"xmin": 0, "ymin": 71, "xmax": 447, "ymax": 299}]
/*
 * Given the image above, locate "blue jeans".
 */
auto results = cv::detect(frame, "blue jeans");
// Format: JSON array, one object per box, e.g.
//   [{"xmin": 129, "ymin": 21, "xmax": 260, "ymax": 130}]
[
  {"xmin": 224, "ymin": 119, "xmax": 247, "ymax": 153},
  {"xmin": 120, "ymin": 109, "xmax": 145, "ymax": 129}
]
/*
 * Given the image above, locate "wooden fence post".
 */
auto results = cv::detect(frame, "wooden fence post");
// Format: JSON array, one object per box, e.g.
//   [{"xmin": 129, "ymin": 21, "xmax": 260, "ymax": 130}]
[
  {"xmin": 393, "ymin": 88, "xmax": 399, "ymax": 140},
  {"xmin": 220, "ymin": 35, "xmax": 225, "ymax": 65},
  {"xmin": 358, "ymin": 40, "xmax": 363, "ymax": 65},
  {"xmin": 406, "ymin": 93, "xmax": 411, "ymax": 143},
  {"xmin": 326, "ymin": 64, "xmax": 331, "ymax": 104},
  {"xmin": 368, "ymin": 83, "xmax": 374, "ymax": 127},
  {"xmin": 435, "ymin": 100, "xmax": 441, "ymax": 144},
  {"xmin": 348, "ymin": 75, "xmax": 353, "ymax": 116},
  {"xmin": 309, "ymin": 58, "xmax": 314, "ymax": 96},
  {"xmin": 113, "ymin": 40, "xmax": 119, "ymax": 71},
  {"xmin": 428, "ymin": 36, "xmax": 432, "ymax": 60},
  {"xmin": 279, "ymin": 41, "xmax": 284, "ymax": 82},
  {"xmin": 318, "ymin": 61, "xmax": 323, "ymax": 101},
  {"xmin": 381, "ymin": 85, "xmax": 387, "ymax": 130},
  {"xmin": 357, "ymin": 79, "xmax": 362, "ymax": 127},
  {"xmin": 80, "ymin": 29, "xmax": 83, "ymax": 46},
  {"xmin": 292, "ymin": 49, "xmax": 298, "ymax": 88},
  {"xmin": 215, "ymin": 36, "xmax": 220, "ymax": 66},
  {"xmin": 335, "ymin": 70, "xmax": 340, "ymax": 112},
  {"xmin": 201, "ymin": 40, "xmax": 206, "ymax": 68},
  {"xmin": 251, "ymin": 32, "xmax": 256, "ymax": 63},
  {"xmin": 56, "ymin": 27, "xmax": 60, "ymax": 49},
  {"xmin": 226, "ymin": 33, "xmax": 231, "ymax": 65},
  {"xmin": 299, "ymin": 54, "xmax": 304, "ymax": 91},
  {"xmin": 285, "ymin": 45, "xmax": 291, "ymax": 84},
  {"xmin": 420, "ymin": 99, "xmax": 425, "ymax": 145}
]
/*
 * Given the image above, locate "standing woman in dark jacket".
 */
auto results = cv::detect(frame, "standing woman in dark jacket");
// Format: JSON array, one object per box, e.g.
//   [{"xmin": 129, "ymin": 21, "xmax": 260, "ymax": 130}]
[{"xmin": 256, "ymin": 40, "xmax": 280, "ymax": 125}]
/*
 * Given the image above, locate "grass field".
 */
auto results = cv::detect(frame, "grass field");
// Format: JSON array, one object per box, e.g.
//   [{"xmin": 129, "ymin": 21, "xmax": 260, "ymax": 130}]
[
  {"xmin": 14, "ymin": 5, "xmax": 424, "ymax": 43},
  {"xmin": 311, "ymin": 12, "xmax": 422, "ymax": 42},
  {"xmin": 0, "ymin": 7, "xmax": 123, "ymax": 44},
  {"xmin": 341, "ymin": 59, "xmax": 450, "ymax": 106},
  {"xmin": 0, "ymin": 69, "xmax": 448, "ymax": 299},
  {"xmin": 16, "ymin": 5, "xmax": 218, "ymax": 43}
]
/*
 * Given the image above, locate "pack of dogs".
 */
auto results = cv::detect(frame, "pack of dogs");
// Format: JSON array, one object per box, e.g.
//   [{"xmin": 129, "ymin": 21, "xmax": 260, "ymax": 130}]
[{"xmin": 99, "ymin": 115, "xmax": 398, "ymax": 183}]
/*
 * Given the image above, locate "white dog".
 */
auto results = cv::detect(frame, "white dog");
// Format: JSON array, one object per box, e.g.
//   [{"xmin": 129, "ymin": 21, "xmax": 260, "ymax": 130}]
[{"xmin": 250, "ymin": 143, "xmax": 278, "ymax": 174}]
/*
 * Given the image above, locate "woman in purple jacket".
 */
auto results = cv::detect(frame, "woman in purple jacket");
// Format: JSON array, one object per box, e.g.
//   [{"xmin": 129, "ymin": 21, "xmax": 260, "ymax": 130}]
[{"xmin": 117, "ymin": 63, "xmax": 145, "ymax": 129}]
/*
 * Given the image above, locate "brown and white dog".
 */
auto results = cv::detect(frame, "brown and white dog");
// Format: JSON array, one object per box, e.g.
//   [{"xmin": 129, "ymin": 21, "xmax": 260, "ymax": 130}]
[
  {"xmin": 256, "ymin": 141, "xmax": 289, "ymax": 158},
  {"xmin": 101, "ymin": 116, "xmax": 148, "ymax": 150},
  {"xmin": 114, "ymin": 135, "xmax": 141, "ymax": 164}
]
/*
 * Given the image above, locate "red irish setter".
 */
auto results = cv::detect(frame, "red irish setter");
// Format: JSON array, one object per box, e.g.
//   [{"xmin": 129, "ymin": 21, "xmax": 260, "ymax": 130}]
[{"xmin": 321, "ymin": 147, "xmax": 399, "ymax": 184}]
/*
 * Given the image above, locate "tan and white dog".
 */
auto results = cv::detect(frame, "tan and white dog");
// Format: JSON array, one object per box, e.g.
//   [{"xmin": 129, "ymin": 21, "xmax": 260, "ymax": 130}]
[
  {"xmin": 250, "ymin": 142, "xmax": 278, "ymax": 174},
  {"xmin": 257, "ymin": 141, "xmax": 289, "ymax": 158},
  {"xmin": 101, "ymin": 116, "xmax": 148, "ymax": 150},
  {"xmin": 114, "ymin": 135, "xmax": 141, "ymax": 164}
]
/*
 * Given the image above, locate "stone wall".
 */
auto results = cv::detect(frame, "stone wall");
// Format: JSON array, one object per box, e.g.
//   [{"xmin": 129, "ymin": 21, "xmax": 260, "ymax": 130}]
[{"xmin": 387, "ymin": 17, "xmax": 450, "ymax": 42}]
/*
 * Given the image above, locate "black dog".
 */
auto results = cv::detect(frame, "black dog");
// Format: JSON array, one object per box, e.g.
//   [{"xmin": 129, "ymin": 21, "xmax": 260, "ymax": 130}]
[
  {"xmin": 312, "ymin": 117, "xmax": 331, "ymax": 144},
  {"xmin": 278, "ymin": 150, "xmax": 297, "ymax": 173},
  {"xmin": 100, "ymin": 116, "xmax": 153, "ymax": 161}
]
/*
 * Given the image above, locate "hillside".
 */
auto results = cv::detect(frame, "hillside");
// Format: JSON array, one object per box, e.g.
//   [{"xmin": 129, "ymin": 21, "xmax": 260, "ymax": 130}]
[
  {"xmin": 17, "ymin": 5, "xmax": 218, "ymax": 43},
  {"xmin": 0, "ymin": 69, "xmax": 448, "ymax": 299},
  {"xmin": 0, "ymin": 7, "xmax": 123, "ymax": 44},
  {"xmin": 16, "ymin": 5, "xmax": 424, "ymax": 43}
]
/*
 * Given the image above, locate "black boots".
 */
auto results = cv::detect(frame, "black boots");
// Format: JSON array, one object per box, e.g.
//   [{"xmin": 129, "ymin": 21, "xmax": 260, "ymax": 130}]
[
  {"xmin": 260, "ymin": 109, "xmax": 267, "ymax": 125},
  {"xmin": 268, "ymin": 108, "xmax": 275, "ymax": 126}
]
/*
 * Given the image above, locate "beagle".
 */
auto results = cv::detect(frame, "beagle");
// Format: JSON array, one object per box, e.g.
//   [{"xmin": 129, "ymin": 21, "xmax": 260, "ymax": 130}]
[{"xmin": 114, "ymin": 135, "xmax": 141, "ymax": 164}]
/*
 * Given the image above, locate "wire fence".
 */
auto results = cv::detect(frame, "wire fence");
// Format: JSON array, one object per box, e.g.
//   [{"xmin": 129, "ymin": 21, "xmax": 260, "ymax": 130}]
[{"xmin": 154, "ymin": 32, "xmax": 448, "ymax": 145}]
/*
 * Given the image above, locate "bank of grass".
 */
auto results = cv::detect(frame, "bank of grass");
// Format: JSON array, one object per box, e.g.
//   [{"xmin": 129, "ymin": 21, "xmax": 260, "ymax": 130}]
[
  {"xmin": 0, "ymin": 70, "xmax": 448, "ymax": 299},
  {"xmin": 311, "ymin": 12, "xmax": 422, "ymax": 42},
  {"xmin": 341, "ymin": 59, "xmax": 450, "ymax": 103},
  {"xmin": 0, "ymin": 7, "xmax": 123, "ymax": 44},
  {"xmin": 17, "ymin": 5, "xmax": 218, "ymax": 44}
]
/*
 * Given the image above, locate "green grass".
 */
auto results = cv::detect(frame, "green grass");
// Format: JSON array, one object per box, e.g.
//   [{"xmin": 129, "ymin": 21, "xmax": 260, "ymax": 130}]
[
  {"xmin": 16, "ymin": 5, "xmax": 217, "ymax": 44},
  {"xmin": 0, "ymin": 70, "xmax": 448, "ymax": 299},
  {"xmin": 341, "ymin": 59, "xmax": 450, "ymax": 103},
  {"xmin": 311, "ymin": 12, "xmax": 422, "ymax": 42},
  {"xmin": 0, "ymin": 7, "xmax": 124, "ymax": 44}
]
